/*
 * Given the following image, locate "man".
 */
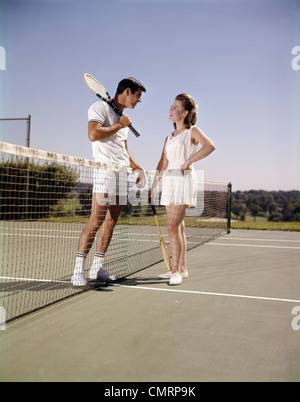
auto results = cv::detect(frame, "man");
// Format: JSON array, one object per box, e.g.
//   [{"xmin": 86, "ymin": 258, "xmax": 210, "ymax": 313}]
[{"xmin": 72, "ymin": 77, "xmax": 146, "ymax": 286}]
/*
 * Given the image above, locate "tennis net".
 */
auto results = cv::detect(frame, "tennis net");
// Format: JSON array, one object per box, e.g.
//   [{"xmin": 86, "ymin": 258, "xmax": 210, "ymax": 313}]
[{"xmin": 0, "ymin": 141, "xmax": 231, "ymax": 322}]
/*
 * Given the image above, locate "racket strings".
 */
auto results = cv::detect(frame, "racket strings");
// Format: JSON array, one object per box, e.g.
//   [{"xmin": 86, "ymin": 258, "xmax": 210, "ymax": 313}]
[{"xmin": 84, "ymin": 74, "xmax": 109, "ymax": 100}]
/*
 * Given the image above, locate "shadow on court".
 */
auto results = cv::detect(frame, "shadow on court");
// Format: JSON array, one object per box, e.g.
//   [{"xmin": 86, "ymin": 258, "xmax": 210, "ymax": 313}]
[{"xmin": 0, "ymin": 229, "xmax": 299, "ymax": 382}]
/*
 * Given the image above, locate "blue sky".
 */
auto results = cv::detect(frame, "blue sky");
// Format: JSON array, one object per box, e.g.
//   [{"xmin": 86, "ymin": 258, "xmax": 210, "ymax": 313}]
[{"xmin": 0, "ymin": 0, "xmax": 299, "ymax": 191}]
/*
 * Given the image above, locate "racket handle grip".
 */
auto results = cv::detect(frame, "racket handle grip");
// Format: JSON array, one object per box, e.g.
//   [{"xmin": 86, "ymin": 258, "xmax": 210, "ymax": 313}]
[
  {"xmin": 129, "ymin": 125, "xmax": 140, "ymax": 137},
  {"xmin": 150, "ymin": 204, "xmax": 156, "ymax": 215},
  {"xmin": 110, "ymin": 99, "xmax": 140, "ymax": 137}
]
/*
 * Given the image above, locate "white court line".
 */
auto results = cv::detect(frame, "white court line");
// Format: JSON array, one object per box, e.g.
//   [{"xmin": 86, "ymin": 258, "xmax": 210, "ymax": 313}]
[
  {"xmin": 212, "ymin": 236, "xmax": 300, "ymax": 243},
  {"xmin": 2, "ymin": 232, "xmax": 299, "ymax": 249},
  {"xmin": 0, "ymin": 232, "xmax": 162, "ymax": 240},
  {"xmin": 0, "ymin": 276, "xmax": 108, "ymax": 287},
  {"xmin": 0, "ymin": 232, "xmax": 168, "ymax": 240},
  {"xmin": 0, "ymin": 276, "xmax": 71, "ymax": 284},
  {"xmin": 111, "ymin": 283, "xmax": 300, "ymax": 304},
  {"xmin": 0, "ymin": 233, "xmax": 80, "ymax": 239},
  {"xmin": 0, "ymin": 233, "xmax": 163, "ymax": 244},
  {"xmin": 1, "ymin": 276, "xmax": 299, "ymax": 304},
  {"xmin": 205, "ymin": 243, "xmax": 300, "ymax": 250},
  {"xmin": 0, "ymin": 228, "xmax": 81, "ymax": 233},
  {"xmin": 2, "ymin": 229, "xmax": 299, "ymax": 244}
]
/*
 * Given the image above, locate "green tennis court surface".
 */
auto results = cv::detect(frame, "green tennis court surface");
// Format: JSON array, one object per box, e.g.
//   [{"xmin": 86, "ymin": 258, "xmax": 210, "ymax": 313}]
[{"xmin": 1, "ymin": 229, "xmax": 299, "ymax": 382}]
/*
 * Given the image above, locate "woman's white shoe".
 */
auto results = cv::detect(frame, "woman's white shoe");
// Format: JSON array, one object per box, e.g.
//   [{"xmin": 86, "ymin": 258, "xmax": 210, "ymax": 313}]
[
  {"xmin": 169, "ymin": 273, "xmax": 182, "ymax": 285},
  {"xmin": 159, "ymin": 271, "xmax": 188, "ymax": 279}
]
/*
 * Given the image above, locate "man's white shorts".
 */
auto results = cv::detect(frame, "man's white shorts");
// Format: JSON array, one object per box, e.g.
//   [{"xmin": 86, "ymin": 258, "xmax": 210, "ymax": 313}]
[{"xmin": 93, "ymin": 168, "xmax": 128, "ymax": 196}]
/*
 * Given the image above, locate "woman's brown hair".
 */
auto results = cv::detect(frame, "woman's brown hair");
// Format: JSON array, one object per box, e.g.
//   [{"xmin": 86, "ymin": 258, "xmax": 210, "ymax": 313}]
[{"xmin": 174, "ymin": 93, "xmax": 197, "ymax": 129}]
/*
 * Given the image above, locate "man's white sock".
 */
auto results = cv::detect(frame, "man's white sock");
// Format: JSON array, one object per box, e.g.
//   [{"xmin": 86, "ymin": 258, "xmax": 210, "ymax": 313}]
[
  {"xmin": 91, "ymin": 252, "xmax": 105, "ymax": 270},
  {"xmin": 74, "ymin": 252, "xmax": 87, "ymax": 274}
]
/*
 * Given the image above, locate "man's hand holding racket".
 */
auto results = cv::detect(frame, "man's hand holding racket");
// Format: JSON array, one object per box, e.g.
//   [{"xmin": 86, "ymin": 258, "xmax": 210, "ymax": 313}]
[{"xmin": 118, "ymin": 114, "xmax": 132, "ymax": 129}]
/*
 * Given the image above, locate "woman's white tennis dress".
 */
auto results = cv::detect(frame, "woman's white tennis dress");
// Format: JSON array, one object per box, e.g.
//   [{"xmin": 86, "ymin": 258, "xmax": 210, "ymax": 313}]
[{"xmin": 160, "ymin": 126, "xmax": 199, "ymax": 207}]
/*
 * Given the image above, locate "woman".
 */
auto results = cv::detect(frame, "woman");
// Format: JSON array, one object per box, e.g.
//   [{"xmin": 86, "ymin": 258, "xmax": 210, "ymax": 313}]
[{"xmin": 151, "ymin": 93, "xmax": 215, "ymax": 285}]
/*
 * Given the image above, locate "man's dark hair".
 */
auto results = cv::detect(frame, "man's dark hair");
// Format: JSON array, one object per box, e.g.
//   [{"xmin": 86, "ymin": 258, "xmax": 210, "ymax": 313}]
[{"xmin": 116, "ymin": 77, "xmax": 146, "ymax": 95}]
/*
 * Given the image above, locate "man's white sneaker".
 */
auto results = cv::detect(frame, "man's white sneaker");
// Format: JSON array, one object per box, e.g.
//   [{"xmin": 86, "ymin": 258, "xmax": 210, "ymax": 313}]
[
  {"xmin": 169, "ymin": 273, "xmax": 182, "ymax": 286},
  {"xmin": 89, "ymin": 266, "xmax": 100, "ymax": 280},
  {"xmin": 89, "ymin": 267, "xmax": 116, "ymax": 282},
  {"xmin": 71, "ymin": 273, "xmax": 88, "ymax": 286},
  {"xmin": 159, "ymin": 271, "xmax": 188, "ymax": 279}
]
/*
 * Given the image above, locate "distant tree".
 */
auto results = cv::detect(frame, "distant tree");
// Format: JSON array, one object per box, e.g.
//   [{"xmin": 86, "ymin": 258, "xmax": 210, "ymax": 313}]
[
  {"xmin": 267, "ymin": 202, "xmax": 278, "ymax": 215},
  {"xmin": 231, "ymin": 202, "xmax": 247, "ymax": 221},
  {"xmin": 231, "ymin": 190, "xmax": 300, "ymax": 222},
  {"xmin": 268, "ymin": 212, "xmax": 283, "ymax": 222},
  {"xmin": 248, "ymin": 203, "xmax": 262, "ymax": 222},
  {"xmin": 282, "ymin": 201, "xmax": 294, "ymax": 222}
]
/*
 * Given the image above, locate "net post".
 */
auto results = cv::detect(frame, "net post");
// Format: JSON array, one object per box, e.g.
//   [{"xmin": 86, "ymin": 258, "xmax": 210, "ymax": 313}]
[
  {"xmin": 227, "ymin": 182, "xmax": 232, "ymax": 233},
  {"xmin": 25, "ymin": 115, "xmax": 31, "ymax": 217},
  {"xmin": 26, "ymin": 114, "xmax": 31, "ymax": 147}
]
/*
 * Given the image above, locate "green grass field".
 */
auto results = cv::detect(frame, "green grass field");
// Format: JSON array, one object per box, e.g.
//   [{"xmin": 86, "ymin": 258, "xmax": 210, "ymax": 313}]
[
  {"xmin": 231, "ymin": 221, "xmax": 300, "ymax": 231},
  {"xmin": 230, "ymin": 214, "xmax": 300, "ymax": 231}
]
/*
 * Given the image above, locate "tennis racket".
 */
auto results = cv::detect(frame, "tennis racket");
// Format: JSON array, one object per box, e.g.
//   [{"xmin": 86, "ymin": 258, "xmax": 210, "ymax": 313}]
[
  {"xmin": 83, "ymin": 73, "xmax": 140, "ymax": 138},
  {"xmin": 151, "ymin": 204, "xmax": 172, "ymax": 271}
]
